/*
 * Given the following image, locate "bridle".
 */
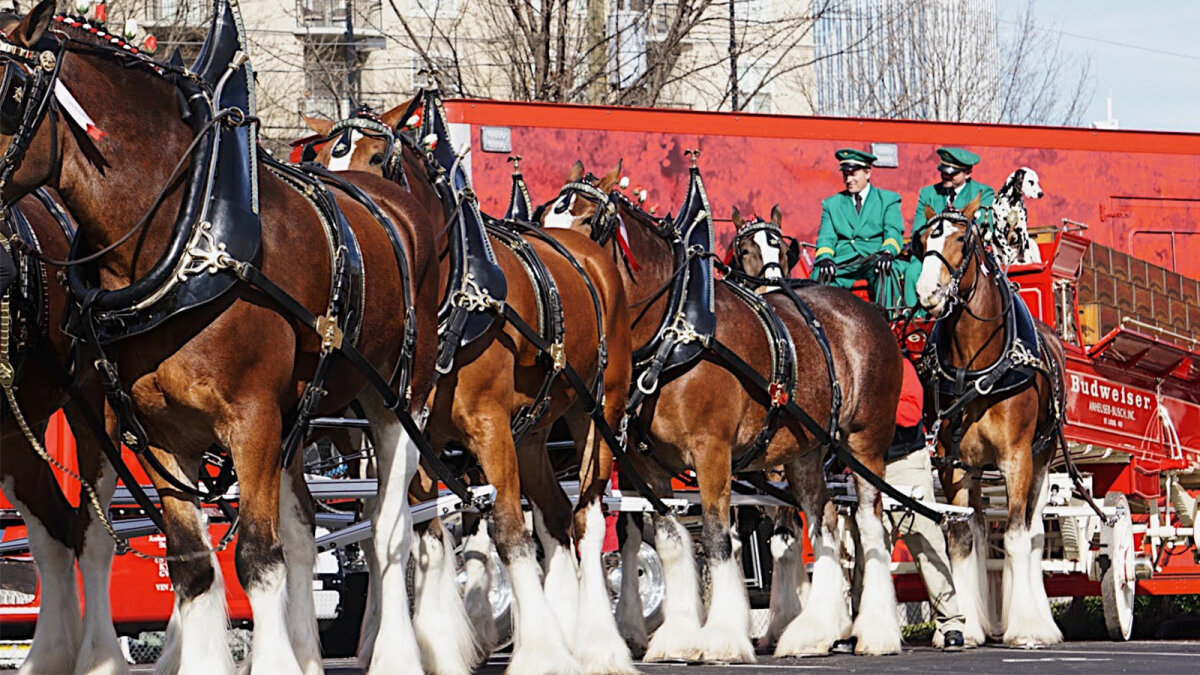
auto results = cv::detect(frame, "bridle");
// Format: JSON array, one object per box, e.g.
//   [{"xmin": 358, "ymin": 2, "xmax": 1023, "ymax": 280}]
[
  {"xmin": 732, "ymin": 216, "xmax": 797, "ymax": 279},
  {"xmin": 320, "ymin": 106, "xmax": 404, "ymax": 183},
  {"xmin": 920, "ymin": 208, "xmax": 1003, "ymax": 322},
  {"xmin": 0, "ymin": 23, "xmax": 66, "ymax": 199},
  {"xmin": 554, "ymin": 175, "xmax": 619, "ymax": 243}
]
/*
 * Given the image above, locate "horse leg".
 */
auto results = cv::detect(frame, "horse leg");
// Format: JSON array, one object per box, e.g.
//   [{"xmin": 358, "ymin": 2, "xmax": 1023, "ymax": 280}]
[
  {"xmin": 613, "ymin": 512, "xmax": 648, "ymax": 655},
  {"xmin": 355, "ymin": 480, "xmax": 380, "ymax": 669},
  {"xmin": 691, "ymin": 454, "xmax": 755, "ymax": 663},
  {"xmin": 358, "ymin": 393, "xmax": 422, "ymax": 674},
  {"xmin": 279, "ymin": 465, "xmax": 322, "ymax": 675},
  {"xmin": 1025, "ymin": 458, "xmax": 1060, "ymax": 636},
  {"xmin": 148, "ymin": 450, "xmax": 234, "ymax": 675},
  {"xmin": 567, "ymin": 410, "xmax": 637, "ymax": 674},
  {"xmin": 642, "ymin": 513, "xmax": 704, "ymax": 662},
  {"xmin": 518, "ymin": 427, "xmax": 579, "ymax": 643},
  {"xmin": 847, "ymin": 433, "xmax": 902, "ymax": 655},
  {"xmin": 774, "ymin": 453, "xmax": 853, "ymax": 656},
  {"xmin": 762, "ymin": 508, "xmax": 802, "ymax": 648},
  {"xmin": 1000, "ymin": 453, "xmax": 1062, "ymax": 647},
  {"xmin": 68, "ymin": 425, "xmax": 128, "ymax": 675},
  {"xmin": 942, "ymin": 466, "xmax": 992, "ymax": 645},
  {"xmin": 460, "ymin": 511, "xmax": 499, "ymax": 655},
  {"xmin": 468, "ymin": 404, "xmax": 579, "ymax": 674},
  {"xmin": 0, "ymin": 430, "xmax": 82, "ymax": 675},
  {"xmin": 411, "ymin": 512, "xmax": 478, "ymax": 674},
  {"xmin": 227, "ymin": 412, "xmax": 305, "ymax": 674}
]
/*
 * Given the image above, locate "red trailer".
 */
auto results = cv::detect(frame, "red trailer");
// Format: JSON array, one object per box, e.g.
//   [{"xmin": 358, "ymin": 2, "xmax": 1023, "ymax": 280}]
[{"xmin": 3, "ymin": 99, "xmax": 1198, "ymax": 645}]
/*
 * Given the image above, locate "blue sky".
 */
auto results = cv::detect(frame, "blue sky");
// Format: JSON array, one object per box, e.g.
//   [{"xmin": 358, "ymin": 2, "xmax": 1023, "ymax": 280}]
[{"xmin": 1016, "ymin": 1, "xmax": 1200, "ymax": 132}]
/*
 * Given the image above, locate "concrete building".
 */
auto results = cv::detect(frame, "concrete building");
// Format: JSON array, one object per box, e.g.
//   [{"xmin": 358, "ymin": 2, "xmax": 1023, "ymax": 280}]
[
  {"xmin": 132, "ymin": 1, "xmax": 823, "ymax": 150},
  {"xmin": 812, "ymin": 0, "xmax": 1000, "ymax": 121}
]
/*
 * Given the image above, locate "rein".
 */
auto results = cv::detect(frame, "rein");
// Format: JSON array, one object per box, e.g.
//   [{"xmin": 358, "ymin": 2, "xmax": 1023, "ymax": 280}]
[{"xmin": 11, "ymin": 109, "xmax": 243, "ymax": 267}]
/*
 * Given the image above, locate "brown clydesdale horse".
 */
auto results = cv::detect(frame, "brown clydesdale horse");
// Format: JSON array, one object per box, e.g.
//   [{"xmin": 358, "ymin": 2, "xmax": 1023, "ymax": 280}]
[
  {"xmin": 1, "ymin": 3, "xmax": 443, "ymax": 673},
  {"xmin": 913, "ymin": 198, "xmax": 1064, "ymax": 647},
  {"xmin": 0, "ymin": 191, "xmax": 126, "ymax": 674},
  {"xmin": 303, "ymin": 104, "xmax": 636, "ymax": 673},
  {"xmin": 543, "ymin": 164, "xmax": 907, "ymax": 659}
]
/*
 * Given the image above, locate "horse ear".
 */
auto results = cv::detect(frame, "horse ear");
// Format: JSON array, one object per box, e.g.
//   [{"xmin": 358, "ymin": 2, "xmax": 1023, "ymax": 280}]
[
  {"xmin": 567, "ymin": 160, "xmax": 584, "ymax": 183},
  {"xmin": 963, "ymin": 193, "xmax": 983, "ymax": 220},
  {"xmin": 598, "ymin": 159, "xmax": 623, "ymax": 191},
  {"xmin": 14, "ymin": 0, "xmax": 55, "ymax": 47},
  {"xmin": 731, "ymin": 206, "xmax": 744, "ymax": 228},
  {"xmin": 770, "ymin": 204, "xmax": 783, "ymax": 226},
  {"xmin": 924, "ymin": 204, "xmax": 936, "ymax": 222},
  {"xmin": 378, "ymin": 101, "xmax": 410, "ymax": 130},
  {"xmin": 301, "ymin": 114, "xmax": 333, "ymax": 137}
]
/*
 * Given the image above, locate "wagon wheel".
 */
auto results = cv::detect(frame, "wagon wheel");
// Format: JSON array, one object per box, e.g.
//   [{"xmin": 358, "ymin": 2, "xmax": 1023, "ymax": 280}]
[
  {"xmin": 1099, "ymin": 491, "xmax": 1135, "ymax": 641},
  {"xmin": 604, "ymin": 541, "xmax": 665, "ymax": 632}
]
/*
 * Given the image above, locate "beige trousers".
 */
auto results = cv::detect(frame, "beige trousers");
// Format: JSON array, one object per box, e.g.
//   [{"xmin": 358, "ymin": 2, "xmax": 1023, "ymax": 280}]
[{"xmin": 884, "ymin": 449, "xmax": 966, "ymax": 636}]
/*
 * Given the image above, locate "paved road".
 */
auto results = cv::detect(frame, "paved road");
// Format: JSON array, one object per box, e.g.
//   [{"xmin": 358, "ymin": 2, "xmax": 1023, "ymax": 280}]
[{"xmin": 265, "ymin": 640, "xmax": 1200, "ymax": 674}]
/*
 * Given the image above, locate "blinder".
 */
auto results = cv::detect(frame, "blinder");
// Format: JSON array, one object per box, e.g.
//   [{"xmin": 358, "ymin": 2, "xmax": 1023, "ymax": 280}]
[
  {"xmin": 318, "ymin": 108, "xmax": 403, "ymax": 182},
  {"xmin": 557, "ymin": 176, "xmax": 619, "ymax": 244},
  {"xmin": 0, "ymin": 24, "xmax": 65, "ymax": 198},
  {"xmin": 0, "ymin": 63, "xmax": 28, "ymax": 134},
  {"xmin": 733, "ymin": 216, "xmax": 800, "ymax": 276},
  {"xmin": 920, "ymin": 209, "xmax": 980, "ymax": 307}
]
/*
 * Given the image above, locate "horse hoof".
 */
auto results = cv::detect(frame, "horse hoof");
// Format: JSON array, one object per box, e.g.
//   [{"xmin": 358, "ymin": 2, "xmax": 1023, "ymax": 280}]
[
  {"xmin": 505, "ymin": 650, "xmax": 582, "ymax": 675},
  {"xmin": 694, "ymin": 626, "xmax": 756, "ymax": 664},
  {"xmin": 643, "ymin": 623, "xmax": 704, "ymax": 663},
  {"xmin": 773, "ymin": 611, "xmax": 850, "ymax": 657},
  {"xmin": 1002, "ymin": 628, "xmax": 1063, "ymax": 648}
]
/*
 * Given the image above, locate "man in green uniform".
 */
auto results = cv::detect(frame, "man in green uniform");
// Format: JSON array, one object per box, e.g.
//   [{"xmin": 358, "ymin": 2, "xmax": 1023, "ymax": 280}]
[
  {"xmin": 901, "ymin": 147, "xmax": 995, "ymax": 308},
  {"xmin": 810, "ymin": 148, "xmax": 904, "ymax": 305}
]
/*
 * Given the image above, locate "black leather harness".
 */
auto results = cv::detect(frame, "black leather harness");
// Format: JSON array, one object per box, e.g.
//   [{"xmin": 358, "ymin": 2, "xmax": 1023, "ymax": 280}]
[
  {"xmin": 0, "ymin": 5, "xmax": 484, "ymax": 528},
  {"xmin": 579, "ymin": 169, "xmax": 945, "ymax": 523},
  {"xmin": 917, "ymin": 214, "xmax": 1059, "ymax": 471}
]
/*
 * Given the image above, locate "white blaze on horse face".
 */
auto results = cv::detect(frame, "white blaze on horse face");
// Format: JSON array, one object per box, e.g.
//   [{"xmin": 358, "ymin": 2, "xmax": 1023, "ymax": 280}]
[
  {"xmin": 327, "ymin": 130, "xmax": 358, "ymax": 172},
  {"xmin": 752, "ymin": 230, "xmax": 783, "ymax": 279},
  {"xmin": 916, "ymin": 224, "xmax": 955, "ymax": 314},
  {"xmin": 543, "ymin": 193, "xmax": 578, "ymax": 229}
]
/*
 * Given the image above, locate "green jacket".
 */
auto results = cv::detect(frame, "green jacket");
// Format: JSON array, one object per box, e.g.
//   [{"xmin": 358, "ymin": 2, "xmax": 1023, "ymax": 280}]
[
  {"xmin": 911, "ymin": 179, "xmax": 995, "ymax": 237},
  {"xmin": 814, "ymin": 186, "xmax": 904, "ymax": 264}
]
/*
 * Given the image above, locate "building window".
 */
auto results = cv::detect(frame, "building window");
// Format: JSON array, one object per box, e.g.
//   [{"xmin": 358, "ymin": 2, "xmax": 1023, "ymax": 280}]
[
  {"xmin": 409, "ymin": 0, "xmax": 458, "ymax": 17},
  {"xmin": 739, "ymin": 62, "xmax": 774, "ymax": 113},
  {"xmin": 304, "ymin": 45, "xmax": 355, "ymax": 119},
  {"xmin": 152, "ymin": 0, "xmax": 208, "ymax": 25},
  {"xmin": 410, "ymin": 56, "xmax": 461, "ymax": 94}
]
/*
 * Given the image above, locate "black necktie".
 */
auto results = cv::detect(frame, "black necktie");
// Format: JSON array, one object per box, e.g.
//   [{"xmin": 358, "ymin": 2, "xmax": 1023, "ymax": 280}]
[{"xmin": 854, "ymin": 193, "xmax": 862, "ymax": 214}]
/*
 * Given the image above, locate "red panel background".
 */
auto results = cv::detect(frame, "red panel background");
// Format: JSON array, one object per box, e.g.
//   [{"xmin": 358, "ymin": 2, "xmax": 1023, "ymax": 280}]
[{"xmin": 446, "ymin": 100, "xmax": 1200, "ymax": 280}]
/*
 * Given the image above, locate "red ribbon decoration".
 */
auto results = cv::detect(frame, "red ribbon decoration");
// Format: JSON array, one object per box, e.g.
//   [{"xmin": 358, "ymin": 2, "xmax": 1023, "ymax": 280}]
[{"xmin": 614, "ymin": 226, "xmax": 640, "ymax": 272}]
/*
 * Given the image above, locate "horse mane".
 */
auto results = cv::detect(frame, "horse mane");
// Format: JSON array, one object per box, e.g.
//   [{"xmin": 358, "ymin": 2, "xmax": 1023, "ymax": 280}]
[
  {"xmin": 612, "ymin": 190, "xmax": 675, "ymax": 238},
  {"xmin": 52, "ymin": 15, "xmax": 152, "ymax": 57}
]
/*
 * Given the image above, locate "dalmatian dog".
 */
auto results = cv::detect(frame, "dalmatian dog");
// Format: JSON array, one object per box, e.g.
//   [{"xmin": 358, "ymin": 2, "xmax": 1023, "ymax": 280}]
[{"xmin": 992, "ymin": 167, "xmax": 1044, "ymax": 265}]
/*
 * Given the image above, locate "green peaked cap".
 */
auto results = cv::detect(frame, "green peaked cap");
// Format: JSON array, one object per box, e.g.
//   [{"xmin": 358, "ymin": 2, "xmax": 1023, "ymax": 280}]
[
  {"xmin": 835, "ymin": 147, "xmax": 876, "ymax": 169},
  {"xmin": 936, "ymin": 147, "xmax": 980, "ymax": 171}
]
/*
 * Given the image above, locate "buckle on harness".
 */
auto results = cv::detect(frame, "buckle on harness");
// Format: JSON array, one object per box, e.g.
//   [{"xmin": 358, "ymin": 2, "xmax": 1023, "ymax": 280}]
[
  {"xmin": 315, "ymin": 314, "xmax": 344, "ymax": 353},
  {"xmin": 768, "ymin": 382, "xmax": 789, "ymax": 406},
  {"xmin": 974, "ymin": 377, "xmax": 995, "ymax": 396}
]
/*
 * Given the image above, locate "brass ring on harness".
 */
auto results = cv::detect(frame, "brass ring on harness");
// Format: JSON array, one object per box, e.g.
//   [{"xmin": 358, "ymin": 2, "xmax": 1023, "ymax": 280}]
[{"xmin": 636, "ymin": 368, "xmax": 658, "ymax": 396}]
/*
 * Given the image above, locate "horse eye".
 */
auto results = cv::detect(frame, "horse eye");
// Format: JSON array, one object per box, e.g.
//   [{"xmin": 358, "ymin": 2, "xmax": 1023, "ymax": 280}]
[{"xmin": 369, "ymin": 153, "xmax": 384, "ymax": 166}]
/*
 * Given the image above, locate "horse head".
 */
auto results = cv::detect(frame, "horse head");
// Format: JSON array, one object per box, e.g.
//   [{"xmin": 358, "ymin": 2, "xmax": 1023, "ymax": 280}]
[
  {"xmin": 730, "ymin": 205, "xmax": 797, "ymax": 280},
  {"xmin": 301, "ymin": 102, "xmax": 413, "ymax": 178},
  {"xmin": 539, "ymin": 159, "xmax": 622, "ymax": 239},
  {"xmin": 0, "ymin": 1, "xmax": 65, "ymax": 201},
  {"xmin": 914, "ymin": 193, "xmax": 983, "ymax": 317}
]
